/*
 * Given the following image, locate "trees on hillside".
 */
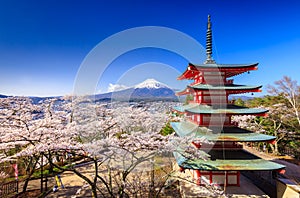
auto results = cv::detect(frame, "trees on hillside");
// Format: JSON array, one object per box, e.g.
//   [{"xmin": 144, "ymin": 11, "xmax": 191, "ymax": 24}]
[
  {"xmin": 0, "ymin": 97, "xmax": 210, "ymax": 197},
  {"xmin": 233, "ymin": 76, "xmax": 300, "ymax": 155},
  {"xmin": 0, "ymin": 97, "xmax": 80, "ymax": 192},
  {"xmin": 267, "ymin": 76, "xmax": 300, "ymax": 129}
]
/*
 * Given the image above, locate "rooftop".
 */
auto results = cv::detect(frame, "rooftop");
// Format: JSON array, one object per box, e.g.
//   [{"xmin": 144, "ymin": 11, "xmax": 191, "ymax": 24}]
[
  {"xmin": 190, "ymin": 62, "xmax": 259, "ymax": 69},
  {"xmin": 173, "ymin": 103, "xmax": 268, "ymax": 115},
  {"xmin": 174, "ymin": 150, "xmax": 285, "ymax": 171},
  {"xmin": 188, "ymin": 84, "xmax": 262, "ymax": 90},
  {"xmin": 170, "ymin": 121, "xmax": 276, "ymax": 142}
]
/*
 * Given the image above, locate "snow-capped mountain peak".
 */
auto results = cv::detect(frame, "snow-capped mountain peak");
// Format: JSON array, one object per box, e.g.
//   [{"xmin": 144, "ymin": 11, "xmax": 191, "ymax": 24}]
[{"xmin": 134, "ymin": 79, "xmax": 169, "ymax": 89}]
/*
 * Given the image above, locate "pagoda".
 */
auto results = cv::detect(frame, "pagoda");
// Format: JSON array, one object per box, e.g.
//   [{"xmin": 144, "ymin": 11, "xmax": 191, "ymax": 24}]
[{"xmin": 171, "ymin": 15, "xmax": 285, "ymax": 186}]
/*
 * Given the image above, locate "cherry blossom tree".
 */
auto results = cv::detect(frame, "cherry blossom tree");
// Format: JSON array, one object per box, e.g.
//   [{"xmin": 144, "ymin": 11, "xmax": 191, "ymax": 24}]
[
  {"xmin": 0, "ymin": 97, "xmax": 43, "ymax": 192},
  {"xmin": 267, "ymin": 76, "xmax": 300, "ymax": 128},
  {"xmin": 63, "ymin": 99, "xmax": 173, "ymax": 197},
  {"xmin": 0, "ymin": 96, "xmax": 211, "ymax": 197},
  {"xmin": 0, "ymin": 97, "xmax": 82, "ymax": 192},
  {"xmin": 232, "ymin": 105, "xmax": 292, "ymax": 154}
]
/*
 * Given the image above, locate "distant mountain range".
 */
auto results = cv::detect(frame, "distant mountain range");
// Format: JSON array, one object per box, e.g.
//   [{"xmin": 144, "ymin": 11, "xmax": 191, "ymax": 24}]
[
  {"xmin": 0, "ymin": 94, "xmax": 7, "ymax": 98},
  {"xmin": 0, "ymin": 94, "xmax": 57, "ymax": 103},
  {"xmin": 0, "ymin": 79, "xmax": 256, "ymax": 102}
]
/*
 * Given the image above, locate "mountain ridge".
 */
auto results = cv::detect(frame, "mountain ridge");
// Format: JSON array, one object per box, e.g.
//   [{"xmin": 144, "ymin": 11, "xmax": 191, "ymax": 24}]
[
  {"xmin": 0, "ymin": 79, "xmax": 257, "ymax": 102},
  {"xmin": 95, "ymin": 79, "xmax": 178, "ymax": 102}
]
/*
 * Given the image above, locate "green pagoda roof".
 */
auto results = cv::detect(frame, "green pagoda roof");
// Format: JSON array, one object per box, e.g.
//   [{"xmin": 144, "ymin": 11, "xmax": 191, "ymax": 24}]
[
  {"xmin": 174, "ymin": 150, "xmax": 285, "ymax": 171},
  {"xmin": 170, "ymin": 121, "xmax": 276, "ymax": 142},
  {"xmin": 189, "ymin": 62, "xmax": 259, "ymax": 69},
  {"xmin": 173, "ymin": 103, "xmax": 268, "ymax": 115},
  {"xmin": 187, "ymin": 84, "xmax": 262, "ymax": 91}
]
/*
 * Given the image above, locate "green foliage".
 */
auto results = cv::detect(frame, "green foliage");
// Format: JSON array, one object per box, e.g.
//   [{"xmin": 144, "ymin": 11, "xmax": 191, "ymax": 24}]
[
  {"xmin": 160, "ymin": 122, "xmax": 174, "ymax": 136},
  {"xmin": 233, "ymin": 98, "xmax": 245, "ymax": 106},
  {"xmin": 244, "ymin": 84, "xmax": 300, "ymax": 156},
  {"xmin": 245, "ymin": 95, "xmax": 286, "ymax": 108},
  {"xmin": 185, "ymin": 95, "xmax": 193, "ymax": 105},
  {"xmin": 31, "ymin": 165, "xmax": 65, "ymax": 178}
]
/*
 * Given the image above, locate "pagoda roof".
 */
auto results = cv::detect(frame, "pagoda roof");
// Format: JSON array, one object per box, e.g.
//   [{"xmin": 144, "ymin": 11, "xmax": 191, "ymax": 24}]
[
  {"xmin": 189, "ymin": 62, "xmax": 259, "ymax": 69},
  {"xmin": 170, "ymin": 121, "xmax": 275, "ymax": 142},
  {"xmin": 173, "ymin": 103, "xmax": 268, "ymax": 115},
  {"xmin": 177, "ymin": 63, "xmax": 258, "ymax": 80},
  {"xmin": 176, "ymin": 84, "xmax": 262, "ymax": 95},
  {"xmin": 174, "ymin": 150, "xmax": 285, "ymax": 171},
  {"xmin": 188, "ymin": 84, "xmax": 262, "ymax": 91}
]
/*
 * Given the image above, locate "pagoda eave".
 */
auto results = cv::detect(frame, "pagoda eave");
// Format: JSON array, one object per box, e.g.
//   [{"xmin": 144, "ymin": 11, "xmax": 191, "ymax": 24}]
[
  {"xmin": 177, "ymin": 65, "xmax": 199, "ymax": 80},
  {"xmin": 189, "ymin": 62, "xmax": 258, "ymax": 70},
  {"xmin": 174, "ymin": 151, "xmax": 285, "ymax": 171},
  {"xmin": 175, "ymin": 88, "xmax": 193, "ymax": 96},
  {"xmin": 185, "ymin": 111, "xmax": 267, "ymax": 116},
  {"xmin": 175, "ymin": 104, "xmax": 268, "ymax": 115},
  {"xmin": 171, "ymin": 121, "xmax": 276, "ymax": 142},
  {"xmin": 177, "ymin": 63, "xmax": 259, "ymax": 80},
  {"xmin": 187, "ymin": 84, "xmax": 262, "ymax": 93},
  {"xmin": 228, "ymin": 89, "xmax": 262, "ymax": 95}
]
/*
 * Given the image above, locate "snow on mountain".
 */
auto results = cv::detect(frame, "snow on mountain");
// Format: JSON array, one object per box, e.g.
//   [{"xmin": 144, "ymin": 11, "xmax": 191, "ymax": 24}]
[
  {"xmin": 95, "ymin": 79, "xmax": 177, "ymax": 101},
  {"xmin": 134, "ymin": 79, "xmax": 170, "ymax": 89}
]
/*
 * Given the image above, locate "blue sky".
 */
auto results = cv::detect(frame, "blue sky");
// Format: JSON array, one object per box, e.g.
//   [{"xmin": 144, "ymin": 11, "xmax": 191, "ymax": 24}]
[{"xmin": 0, "ymin": 0, "xmax": 300, "ymax": 96}]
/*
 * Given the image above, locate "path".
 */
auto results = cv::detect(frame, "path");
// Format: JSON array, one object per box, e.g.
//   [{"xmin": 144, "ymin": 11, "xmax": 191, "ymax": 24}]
[{"xmin": 19, "ymin": 149, "xmax": 300, "ymax": 197}]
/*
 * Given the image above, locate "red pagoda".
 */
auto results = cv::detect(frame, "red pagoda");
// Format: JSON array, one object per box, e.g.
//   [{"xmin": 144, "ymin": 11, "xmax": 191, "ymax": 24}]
[{"xmin": 171, "ymin": 15, "xmax": 285, "ymax": 186}]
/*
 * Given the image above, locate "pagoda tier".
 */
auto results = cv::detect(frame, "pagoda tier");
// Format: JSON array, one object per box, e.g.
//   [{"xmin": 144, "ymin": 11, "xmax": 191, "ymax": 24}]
[
  {"xmin": 174, "ymin": 151, "xmax": 285, "ymax": 171},
  {"xmin": 171, "ymin": 121, "xmax": 276, "ymax": 142},
  {"xmin": 173, "ymin": 103, "xmax": 267, "ymax": 116},
  {"xmin": 176, "ymin": 84, "xmax": 262, "ymax": 96},
  {"xmin": 177, "ymin": 63, "xmax": 258, "ymax": 80}
]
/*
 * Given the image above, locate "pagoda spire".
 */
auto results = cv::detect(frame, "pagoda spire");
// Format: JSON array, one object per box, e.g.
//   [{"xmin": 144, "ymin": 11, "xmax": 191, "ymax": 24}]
[{"xmin": 204, "ymin": 15, "xmax": 216, "ymax": 64}]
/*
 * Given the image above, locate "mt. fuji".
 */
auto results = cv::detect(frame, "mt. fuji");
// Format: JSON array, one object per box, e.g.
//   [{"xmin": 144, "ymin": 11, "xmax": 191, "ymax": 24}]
[
  {"xmin": 95, "ymin": 79, "xmax": 178, "ymax": 101},
  {"xmin": 134, "ymin": 79, "xmax": 170, "ymax": 89}
]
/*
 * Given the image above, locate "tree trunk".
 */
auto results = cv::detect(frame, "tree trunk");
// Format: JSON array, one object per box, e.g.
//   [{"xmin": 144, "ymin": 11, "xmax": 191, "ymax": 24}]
[
  {"xmin": 22, "ymin": 156, "xmax": 40, "ymax": 192},
  {"xmin": 91, "ymin": 184, "xmax": 97, "ymax": 198},
  {"xmin": 274, "ymin": 140, "xmax": 279, "ymax": 155},
  {"xmin": 22, "ymin": 176, "xmax": 30, "ymax": 193}
]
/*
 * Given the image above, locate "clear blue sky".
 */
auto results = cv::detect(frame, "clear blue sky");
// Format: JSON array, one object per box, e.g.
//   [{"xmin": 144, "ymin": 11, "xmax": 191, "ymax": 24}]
[{"xmin": 1, "ymin": 0, "xmax": 300, "ymax": 96}]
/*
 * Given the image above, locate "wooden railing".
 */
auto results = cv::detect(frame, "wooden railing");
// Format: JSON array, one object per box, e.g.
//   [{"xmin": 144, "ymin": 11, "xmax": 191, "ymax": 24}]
[{"xmin": 0, "ymin": 180, "xmax": 18, "ymax": 197}]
